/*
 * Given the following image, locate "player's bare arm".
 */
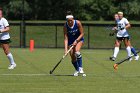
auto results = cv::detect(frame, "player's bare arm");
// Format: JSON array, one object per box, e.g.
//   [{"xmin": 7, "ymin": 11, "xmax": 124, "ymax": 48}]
[
  {"xmin": 125, "ymin": 23, "xmax": 131, "ymax": 29},
  {"xmin": 76, "ymin": 20, "xmax": 84, "ymax": 41},
  {"xmin": 64, "ymin": 24, "xmax": 68, "ymax": 53},
  {"xmin": 72, "ymin": 20, "xmax": 84, "ymax": 46},
  {"xmin": 0, "ymin": 26, "xmax": 10, "ymax": 33}
]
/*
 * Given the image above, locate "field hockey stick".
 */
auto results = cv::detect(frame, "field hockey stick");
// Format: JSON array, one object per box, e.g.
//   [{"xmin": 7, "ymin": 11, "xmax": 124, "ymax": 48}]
[
  {"xmin": 106, "ymin": 26, "xmax": 117, "ymax": 36},
  {"xmin": 113, "ymin": 51, "xmax": 140, "ymax": 70},
  {"xmin": 50, "ymin": 45, "xmax": 74, "ymax": 74}
]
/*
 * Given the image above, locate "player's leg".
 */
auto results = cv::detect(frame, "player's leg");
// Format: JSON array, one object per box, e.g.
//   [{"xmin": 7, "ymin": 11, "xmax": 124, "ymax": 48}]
[
  {"xmin": 69, "ymin": 46, "xmax": 79, "ymax": 76},
  {"xmin": 124, "ymin": 37, "xmax": 131, "ymax": 60},
  {"xmin": 128, "ymin": 40, "xmax": 139, "ymax": 60},
  {"xmin": 113, "ymin": 40, "xmax": 121, "ymax": 58},
  {"xmin": 1, "ymin": 43, "xmax": 16, "ymax": 69},
  {"xmin": 110, "ymin": 38, "xmax": 121, "ymax": 61},
  {"xmin": 75, "ymin": 41, "xmax": 84, "ymax": 74}
]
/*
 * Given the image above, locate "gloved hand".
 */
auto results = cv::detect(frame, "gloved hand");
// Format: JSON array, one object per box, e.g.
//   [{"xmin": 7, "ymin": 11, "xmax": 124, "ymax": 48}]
[{"xmin": 109, "ymin": 32, "xmax": 115, "ymax": 36}]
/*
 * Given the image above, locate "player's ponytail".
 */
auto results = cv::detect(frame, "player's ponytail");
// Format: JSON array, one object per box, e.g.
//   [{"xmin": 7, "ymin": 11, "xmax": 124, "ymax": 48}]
[
  {"xmin": 66, "ymin": 10, "xmax": 73, "ymax": 16},
  {"xmin": 0, "ymin": 7, "xmax": 3, "ymax": 11},
  {"xmin": 66, "ymin": 10, "xmax": 74, "ymax": 19}
]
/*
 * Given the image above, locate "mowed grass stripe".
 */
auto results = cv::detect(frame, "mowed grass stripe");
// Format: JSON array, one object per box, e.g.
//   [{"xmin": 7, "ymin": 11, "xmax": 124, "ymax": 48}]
[{"xmin": 0, "ymin": 48, "xmax": 140, "ymax": 93}]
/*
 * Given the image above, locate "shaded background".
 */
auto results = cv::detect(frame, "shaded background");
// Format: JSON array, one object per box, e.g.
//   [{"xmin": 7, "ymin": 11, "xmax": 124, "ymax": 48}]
[{"xmin": 0, "ymin": 0, "xmax": 140, "ymax": 21}]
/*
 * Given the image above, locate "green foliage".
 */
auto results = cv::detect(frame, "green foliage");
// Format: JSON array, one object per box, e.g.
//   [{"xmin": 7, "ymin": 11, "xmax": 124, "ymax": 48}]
[
  {"xmin": 1, "ymin": 0, "xmax": 140, "ymax": 20},
  {"xmin": 7, "ymin": 0, "xmax": 31, "ymax": 19},
  {"xmin": 127, "ymin": 0, "xmax": 140, "ymax": 20}
]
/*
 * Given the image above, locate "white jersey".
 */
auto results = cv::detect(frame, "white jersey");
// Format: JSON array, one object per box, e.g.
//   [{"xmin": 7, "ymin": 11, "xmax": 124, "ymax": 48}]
[
  {"xmin": 0, "ymin": 17, "xmax": 10, "ymax": 40},
  {"xmin": 116, "ymin": 17, "xmax": 129, "ymax": 37}
]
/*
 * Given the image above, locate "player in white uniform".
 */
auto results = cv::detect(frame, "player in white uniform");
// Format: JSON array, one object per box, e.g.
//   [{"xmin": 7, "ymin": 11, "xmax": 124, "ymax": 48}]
[
  {"xmin": 110, "ymin": 12, "xmax": 132, "ymax": 61},
  {"xmin": 110, "ymin": 14, "xmax": 139, "ymax": 61},
  {"xmin": 0, "ymin": 8, "xmax": 16, "ymax": 69}
]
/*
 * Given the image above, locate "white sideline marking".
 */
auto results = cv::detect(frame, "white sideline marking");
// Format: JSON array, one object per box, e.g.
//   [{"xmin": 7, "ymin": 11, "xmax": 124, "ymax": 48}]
[{"xmin": 0, "ymin": 74, "xmax": 49, "ymax": 76}]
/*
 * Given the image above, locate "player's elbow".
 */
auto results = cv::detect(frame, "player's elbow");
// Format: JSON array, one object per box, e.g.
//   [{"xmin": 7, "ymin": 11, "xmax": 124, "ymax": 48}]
[
  {"xmin": 81, "ymin": 33, "xmax": 84, "ymax": 37},
  {"xmin": 129, "ymin": 24, "xmax": 131, "ymax": 28},
  {"xmin": 6, "ymin": 27, "xmax": 10, "ymax": 31},
  {"xmin": 127, "ymin": 24, "xmax": 131, "ymax": 28},
  {"xmin": 64, "ymin": 38, "xmax": 68, "ymax": 42},
  {"xmin": 8, "ymin": 28, "xmax": 10, "ymax": 31}
]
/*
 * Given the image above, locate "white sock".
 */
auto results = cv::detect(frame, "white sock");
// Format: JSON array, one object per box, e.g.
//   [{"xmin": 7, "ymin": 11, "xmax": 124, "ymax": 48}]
[
  {"xmin": 7, "ymin": 53, "xmax": 15, "ymax": 65},
  {"xmin": 113, "ymin": 47, "xmax": 119, "ymax": 58},
  {"xmin": 126, "ymin": 46, "xmax": 131, "ymax": 57}
]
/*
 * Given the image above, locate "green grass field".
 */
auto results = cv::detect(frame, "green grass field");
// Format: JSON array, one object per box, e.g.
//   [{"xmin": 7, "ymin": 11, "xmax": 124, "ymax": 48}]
[{"xmin": 0, "ymin": 48, "xmax": 140, "ymax": 93}]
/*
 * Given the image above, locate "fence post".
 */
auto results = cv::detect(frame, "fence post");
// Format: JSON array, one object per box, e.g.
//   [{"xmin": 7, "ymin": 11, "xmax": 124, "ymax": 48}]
[
  {"xmin": 88, "ymin": 25, "xmax": 90, "ymax": 49},
  {"xmin": 20, "ymin": 21, "xmax": 26, "ymax": 48},
  {"xmin": 20, "ymin": 0, "xmax": 26, "ymax": 48},
  {"xmin": 55, "ymin": 25, "xmax": 58, "ymax": 48}
]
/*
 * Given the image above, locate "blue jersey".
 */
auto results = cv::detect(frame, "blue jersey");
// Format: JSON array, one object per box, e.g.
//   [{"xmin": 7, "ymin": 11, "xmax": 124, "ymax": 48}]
[{"xmin": 66, "ymin": 20, "xmax": 84, "ymax": 46}]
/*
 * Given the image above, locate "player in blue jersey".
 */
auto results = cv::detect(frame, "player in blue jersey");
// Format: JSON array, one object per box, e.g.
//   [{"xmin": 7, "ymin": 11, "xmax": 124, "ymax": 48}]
[{"xmin": 64, "ymin": 11, "xmax": 85, "ymax": 76}]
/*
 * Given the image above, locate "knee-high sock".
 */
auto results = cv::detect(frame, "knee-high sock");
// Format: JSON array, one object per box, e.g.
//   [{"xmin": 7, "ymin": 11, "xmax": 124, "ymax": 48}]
[
  {"xmin": 126, "ymin": 46, "xmax": 131, "ymax": 57},
  {"xmin": 113, "ymin": 47, "xmax": 119, "ymax": 58},
  {"xmin": 72, "ymin": 61, "xmax": 79, "ymax": 71},
  {"xmin": 75, "ymin": 51, "xmax": 82, "ymax": 67},
  {"xmin": 131, "ymin": 47, "xmax": 137, "ymax": 56},
  {"xmin": 77, "ymin": 57, "xmax": 82, "ymax": 67},
  {"xmin": 7, "ymin": 53, "xmax": 15, "ymax": 65}
]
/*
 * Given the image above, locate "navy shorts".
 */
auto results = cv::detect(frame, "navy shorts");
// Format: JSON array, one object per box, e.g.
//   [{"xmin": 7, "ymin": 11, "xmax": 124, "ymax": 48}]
[
  {"xmin": 116, "ymin": 36, "xmax": 130, "ymax": 41},
  {"xmin": 68, "ymin": 38, "xmax": 84, "ymax": 46}
]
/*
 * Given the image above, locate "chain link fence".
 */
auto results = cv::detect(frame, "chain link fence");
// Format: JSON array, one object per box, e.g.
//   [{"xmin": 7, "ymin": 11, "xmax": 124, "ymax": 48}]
[{"xmin": 9, "ymin": 22, "xmax": 140, "ymax": 49}]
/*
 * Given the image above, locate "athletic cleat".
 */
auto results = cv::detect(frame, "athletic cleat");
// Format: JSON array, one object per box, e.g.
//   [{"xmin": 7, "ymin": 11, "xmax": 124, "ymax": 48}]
[
  {"xmin": 113, "ymin": 64, "xmax": 118, "ymax": 70},
  {"xmin": 8, "ymin": 64, "xmax": 16, "ymax": 69},
  {"xmin": 79, "ymin": 67, "xmax": 84, "ymax": 74},
  {"xmin": 134, "ymin": 55, "xmax": 139, "ymax": 61},
  {"xmin": 73, "ymin": 71, "xmax": 79, "ymax": 76},
  {"xmin": 110, "ymin": 56, "xmax": 116, "ymax": 61},
  {"xmin": 128, "ymin": 57, "xmax": 132, "ymax": 61}
]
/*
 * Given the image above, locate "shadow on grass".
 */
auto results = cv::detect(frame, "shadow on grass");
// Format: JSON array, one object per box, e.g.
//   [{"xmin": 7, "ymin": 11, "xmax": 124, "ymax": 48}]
[
  {"xmin": 0, "ymin": 67, "xmax": 7, "ymax": 69},
  {"xmin": 50, "ymin": 74, "xmax": 73, "ymax": 76}
]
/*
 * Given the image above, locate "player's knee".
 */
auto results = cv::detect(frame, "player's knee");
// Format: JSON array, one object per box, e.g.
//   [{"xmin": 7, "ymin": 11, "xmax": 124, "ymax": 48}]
[
  {"xmin": 75, "ymin": 51, "xmax": 82, "ymax": 59},
  {"xmin": 71, "ymin": 59, "xmax": 76, "ymax": 62},
  {"xmin": 71, "ymin": 55, "xmax": 76, "ymax": 62},
  {"xmin": 115, "ymin": 42, "xmax": 120, "ymax": 47},
  {"xmin": 4, "ymin": 49, "xmax": 9, "ymax": 55},
  {"xmin": 125, "ymin": 43, "xmax": 129, "ymax": 47},
  {"xmin": 126, "ymin": 45, "xmax": 130, "ymax": 48},
  {"xmin": 115, "ymin": 44, "xmax": 119, "ymax": 47}
]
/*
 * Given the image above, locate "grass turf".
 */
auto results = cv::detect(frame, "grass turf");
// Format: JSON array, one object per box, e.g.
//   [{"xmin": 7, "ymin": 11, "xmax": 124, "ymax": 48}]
[{"xmin": 0, "ymin": 48, "xmax": 140, "ymax": 93}]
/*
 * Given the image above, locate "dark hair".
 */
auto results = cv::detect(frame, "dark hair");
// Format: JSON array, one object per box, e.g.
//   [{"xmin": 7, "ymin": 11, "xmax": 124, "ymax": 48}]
[
  {"xmin": 0, "ymin": 7, "xmax": 2, "ymax": 11},
  {"xmin": 114, "ymin": 13, "xmax": 118, "ymax": 16},
  {"xmin": 66, "ymin": 10, "xmax": 73, "ymax": 15}
]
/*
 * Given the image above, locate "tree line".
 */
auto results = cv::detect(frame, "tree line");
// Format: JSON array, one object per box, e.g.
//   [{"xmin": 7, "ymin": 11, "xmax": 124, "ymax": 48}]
[{"xmin": 0, "ymin": 0, "xmax": 140, "ymax": 21}]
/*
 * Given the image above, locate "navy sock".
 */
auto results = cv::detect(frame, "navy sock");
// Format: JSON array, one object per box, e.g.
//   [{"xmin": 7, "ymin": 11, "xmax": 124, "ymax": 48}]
[
  {"xmin": 77, "ymin": 57, "xmax": 82, "ymax": 67},
  {"xmin": 72, "ymin": 61, "xmax": 79, "ymax": 71},
  {"xmin": 131, "ymin": 47, "xmax": 137, "ymax": 56}
]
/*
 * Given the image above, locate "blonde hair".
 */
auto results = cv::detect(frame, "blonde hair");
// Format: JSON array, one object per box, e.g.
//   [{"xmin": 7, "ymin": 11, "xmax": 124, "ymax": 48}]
[{"xmin": 118, "ymin": 12, "xmax": 123, "ymax": 15}]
